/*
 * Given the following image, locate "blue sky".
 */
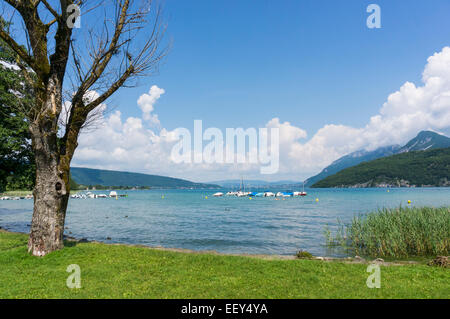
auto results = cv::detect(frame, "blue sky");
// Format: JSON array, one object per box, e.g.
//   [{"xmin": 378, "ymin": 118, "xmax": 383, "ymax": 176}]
[
  {"xmin": 69, "ymin": 0, "xmax": 450, "ymax": 181},
  {"xmin": 4, "ymin": 0, "xmax": 450, "ymax": 181},
  {"xmin": 111, "ymin": 0, "xmax": 450, "ymax": 134}
]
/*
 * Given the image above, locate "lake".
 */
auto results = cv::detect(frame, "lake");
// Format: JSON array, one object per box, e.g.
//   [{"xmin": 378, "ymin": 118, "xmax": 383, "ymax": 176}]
[{"xmin": 1, "ymin": 188, "xmax": 449, "ymax": 257}]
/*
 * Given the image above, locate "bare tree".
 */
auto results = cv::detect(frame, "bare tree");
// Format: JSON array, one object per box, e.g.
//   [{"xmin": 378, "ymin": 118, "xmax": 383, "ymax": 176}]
[{"xmin": 0, "ymin": 0, "xmax": 167, "ymax": 256}]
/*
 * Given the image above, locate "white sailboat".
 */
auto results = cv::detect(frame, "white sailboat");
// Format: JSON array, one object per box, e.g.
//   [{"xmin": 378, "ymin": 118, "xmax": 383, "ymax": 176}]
[
  {"xmin": 294, "ymin": 182, "xmax": 307, "ymax": 196},
  {"xmin": 236, "ymin": 177, "xmax": 251, "ymax": 197},
  {"xmin": 301, "ymin": 182, "xmax": 307, "ymax": 196}
]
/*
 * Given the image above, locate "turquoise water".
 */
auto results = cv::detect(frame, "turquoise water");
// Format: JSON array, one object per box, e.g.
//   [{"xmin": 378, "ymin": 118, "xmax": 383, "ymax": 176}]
[{"xmin": 1, "ymin": 188, "xmax": 449, "ymax": 257}]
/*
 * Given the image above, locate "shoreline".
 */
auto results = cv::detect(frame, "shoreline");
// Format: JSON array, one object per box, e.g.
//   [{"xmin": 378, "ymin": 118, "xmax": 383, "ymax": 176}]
[{"xmin": 0, "ymin": 229, "xmax": 422, "ymax": 266}]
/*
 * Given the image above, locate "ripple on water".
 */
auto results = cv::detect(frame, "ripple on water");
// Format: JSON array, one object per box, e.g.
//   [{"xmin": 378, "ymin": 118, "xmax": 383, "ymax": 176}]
[{"xmin": 1, "ymin": 188, "xmax": 449, "ymax": 256}]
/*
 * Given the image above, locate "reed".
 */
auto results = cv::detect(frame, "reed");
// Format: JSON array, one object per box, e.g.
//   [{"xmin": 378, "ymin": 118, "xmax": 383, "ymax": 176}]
[{"xmin": 324, "ymin": 206, "xmax": 450, "ymax": 258}]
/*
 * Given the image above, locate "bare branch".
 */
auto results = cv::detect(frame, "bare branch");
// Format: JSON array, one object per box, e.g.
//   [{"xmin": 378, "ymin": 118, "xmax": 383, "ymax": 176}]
[
  {"xmin": 72, "ymin": 0, "xmax": 131, "ymax": 103},
  {"xmin": 40, "ymin": 0, "xmax": 61, "ymax": 19},
  {"xmin": 0, "ymin": 29, "xmax": 35, "ymax": 67},
  {"xmin": 3, "ymin": 0, "xmax": 168, "ymax": 161},
  {"xmin": 84, "ymin": 64, "xmax": 134, "ymax": 112},
  {"xmin": 2, "ymin": 0, "xmax": 51, "ymax": 77}
]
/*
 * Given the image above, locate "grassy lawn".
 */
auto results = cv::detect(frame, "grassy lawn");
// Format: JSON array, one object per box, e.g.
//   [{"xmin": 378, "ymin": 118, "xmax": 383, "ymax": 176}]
[
  {"xmin": 0, "ymin": 190, "xmax": 81, "ymax": 197},
  {"xmin": 0, "ymin": 190, "xmax": 33, "ymax": 197},
  {"xmin": 0, "ymin": 231, "xmax": 448, "ymax": 299}
]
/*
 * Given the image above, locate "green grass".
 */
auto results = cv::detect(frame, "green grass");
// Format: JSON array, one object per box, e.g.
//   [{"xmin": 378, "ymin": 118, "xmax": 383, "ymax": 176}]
[
  {"xmin": 0, "ymin": 231, "xmax": 448, "ymax": 298},
  {"xmin": 0, "ymin": 190, "xmax": 32, "ymax": 196},
  {"xmin": 325, "ymin": 207, "xmax": 450, "ymax": 258},
  {"xmin": 0, "ymin": 190, "xmax": 81, "ymax": 196}
]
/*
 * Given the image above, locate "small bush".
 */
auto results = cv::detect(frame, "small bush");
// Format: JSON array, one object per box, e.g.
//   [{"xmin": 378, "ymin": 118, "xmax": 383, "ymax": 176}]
[{"xmin": 296, "ymin": 250, "xmax": 313, "ymax": 259}]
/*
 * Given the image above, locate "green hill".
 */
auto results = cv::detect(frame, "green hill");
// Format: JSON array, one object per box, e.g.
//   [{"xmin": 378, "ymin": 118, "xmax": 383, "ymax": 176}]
[
  {"xmin": 304, "ymin": 131, "xmax": 450, "ymax": 186},
  {"xmin": 70, "ymin": 167, "xmax": 219, "ymax": 189},
  {"xmin": 304, "ymin": 145, "xmax": 400, "ymax": 186},
  {"xmin": 311, "ymin": 148, "xmax": 450, "ymax": 188}
]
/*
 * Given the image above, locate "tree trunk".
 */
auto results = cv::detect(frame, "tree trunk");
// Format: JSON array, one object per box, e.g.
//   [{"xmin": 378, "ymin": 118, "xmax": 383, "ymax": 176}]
[
  {"xmin": 28, "ymin": 161, "xmax": 70, "ymax": 256},
  {"xmin": 27, "ymin": 77, "xmax": 71, "ymax": 257}
]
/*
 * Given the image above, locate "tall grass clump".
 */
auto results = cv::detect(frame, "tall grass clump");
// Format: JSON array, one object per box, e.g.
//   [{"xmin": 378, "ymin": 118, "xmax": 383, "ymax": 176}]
[{"xmin": 324, "ymin": 207, "xmax": 450, "ymax": 258}]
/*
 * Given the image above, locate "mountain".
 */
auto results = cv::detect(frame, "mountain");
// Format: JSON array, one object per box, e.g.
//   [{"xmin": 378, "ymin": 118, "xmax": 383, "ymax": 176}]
[
  {"xmin": 70, "ymin": 167, "xmax": 219, "ymax": 189},
  {"xmin": 397, "ymin": 130, "xmax": 450, "ymax": 153},
  {"xmin": 304, "ymin": 131, "xmax": 450, "ymax": 186},
  {"xmin": 304, "ymin": 145, "xmax": 400, "ymax": 186},
  {"xmin": 311, "ymin": 147, "xmax": 450, "ymax": 188}
]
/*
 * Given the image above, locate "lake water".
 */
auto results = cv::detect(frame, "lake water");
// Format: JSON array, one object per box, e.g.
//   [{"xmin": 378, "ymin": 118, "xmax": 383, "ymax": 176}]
[{"xmin": 1, "ymin": 188, "xmax": 449, "ymax": 257}]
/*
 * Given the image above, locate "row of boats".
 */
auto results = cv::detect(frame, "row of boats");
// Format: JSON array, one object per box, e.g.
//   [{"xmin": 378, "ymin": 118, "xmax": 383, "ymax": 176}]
[
  {"xmin": 71, "ymin": 191, "xmax": 128, "ymax": 199},
  {"xmin": 213, "ymin": 178, "xmax": 307, "ymax": 198},
  {"xmin": 0, "ymin": 195, "xmax": 33, "ymax": 200},
  {"xmin": 1, "ymin": 192, "xmax": 126, "ymax": 200},
  {"xmin": 213, "ymin": 191, "xmax": 307, "ymax": 197}
]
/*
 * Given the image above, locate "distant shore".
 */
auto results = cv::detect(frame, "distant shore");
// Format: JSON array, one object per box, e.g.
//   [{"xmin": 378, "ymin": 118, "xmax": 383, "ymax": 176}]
[{"xmin": 312, "ymin": 184, "xmax": 450, "ymax": 188}]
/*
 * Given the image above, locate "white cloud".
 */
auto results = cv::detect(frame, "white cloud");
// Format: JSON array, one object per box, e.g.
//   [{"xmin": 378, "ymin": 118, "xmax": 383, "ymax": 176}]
[
  {"xmin": 137, "ymin": 85, "xmax": 165, "ymax": 127},
  {"xmin": 58, "ymin": 90, "xmax": 107, "ymax": 136},
  {"xmin": 272, "ymin": 47, "xmax": 450, "ymax": 178},
  {"xmin": 73, "ymin": 107, "xmax": 183, "ymax": 178},
  {"xmin": 72, "ymin": 47, "xmax": 450, "ymax": 181}
]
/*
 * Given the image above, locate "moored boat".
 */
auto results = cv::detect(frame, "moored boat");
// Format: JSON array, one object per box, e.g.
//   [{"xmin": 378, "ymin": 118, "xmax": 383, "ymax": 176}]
[
  {"xmin": 301, "ymin": 182, "xmax": 307, "ymax": 196},
  {"xmin": 293, "ymin": 182, "xmax": 307, "ymax": 196}
]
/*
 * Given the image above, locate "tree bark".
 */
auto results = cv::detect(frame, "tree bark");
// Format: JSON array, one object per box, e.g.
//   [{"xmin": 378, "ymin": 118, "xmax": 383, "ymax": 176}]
[
  {"xmin": 27, "ymin": 77, "xmax": 71, "ymax": 257},
  {"xmin": 28, "ymin": 162, "xmax": 70, "ymax": 256}
]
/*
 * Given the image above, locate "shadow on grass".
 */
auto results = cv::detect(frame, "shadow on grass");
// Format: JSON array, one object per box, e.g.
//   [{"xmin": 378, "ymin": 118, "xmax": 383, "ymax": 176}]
[{"xmin": 63, "ymin": 240, "xmax": 78, "ymax": 248}]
